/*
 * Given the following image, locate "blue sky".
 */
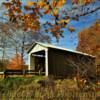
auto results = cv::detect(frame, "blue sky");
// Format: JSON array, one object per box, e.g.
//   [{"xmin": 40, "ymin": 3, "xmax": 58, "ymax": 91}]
[
  {"xmin": 0, "ymin": 0, "xmax": 100, "ymax": 50},
  {"xmin": 0, "ymin": 0, "xmax": 99, "ymax": 64},
  {"xmin": 56, "ymin": 11, "xmax": 100, "ymax": 50}
]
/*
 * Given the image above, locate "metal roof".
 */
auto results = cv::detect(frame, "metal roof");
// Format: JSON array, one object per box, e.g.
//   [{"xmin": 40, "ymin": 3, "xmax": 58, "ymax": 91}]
[{"xmin": 28, "ymin": 42, "xmax": 95, "ymax": 58}]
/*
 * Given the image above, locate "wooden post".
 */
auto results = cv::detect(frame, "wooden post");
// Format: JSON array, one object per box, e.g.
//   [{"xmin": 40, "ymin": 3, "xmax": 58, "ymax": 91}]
[
  {"xmin": 45, "ymin": 49, "xmax": 48, "ymax": 76},
  {"xmin": 28, "ymin": 54, "xmax": 31, "ymax": 71}
]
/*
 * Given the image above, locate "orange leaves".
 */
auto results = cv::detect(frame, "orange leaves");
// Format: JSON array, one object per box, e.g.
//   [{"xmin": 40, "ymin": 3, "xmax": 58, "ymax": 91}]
[
  {"xmin": 44, "ymin": 5, "xmax": 52, "ymax": 14},
  {"xmin": 43, "ymin": 0, "xmax": 66, "ymax": 15},
  {"xmin": 13, "ymin": 7, "xmax": 21, "ymax": 13},
  {"xmin": 27, "ymin": 1, "xmax": 38, "ymax": 7},
  {"xmin": 24, "ymin": 5, "xmax": 31, "ymax": 10},
  {"xmin": 71, "ymin": 0, "xmax": 93, "ymax": 5},
  {"xmin": 24, "ymin": 21, "xmax": 40, "ymax": 31},
  {"xmin": 50, "ymin": 1, "xmax": 57, "ymax": 8},
  {"xmin": 27, "ymin": 1, "xmax": 47, "ymax": 8},
  {"xmin": 7, "ymin": 53, "xmax": 25, "ymax": 70},
  {"xmin": 27, "ymin": 1, "xmax": 34, "ymax": 6},
  {"xmin": 57, "ymin": 2, "xmax": 63, "ymax": 8},
  {"xmin": 37, "ymin": 1, "xmax": 46, "ymax": 8},
  {"xmin": 57, "ymin": 0, "xmax": 66, "ymax": 8},
  {"xmin": 50, "ymin": 0, "xmax": 66, "ymax": 16},
  {"xmin": 68, "ymin": 27, "xmax": 75, "ymax": 33},
  {"xmin": 3, "ymin": 0, "xmax": 83, "ymax": 40},
  {"xmin": 2, "ymin": 0, "xmax": 22, "ymax": 8},
  {"xmin": 51, "ymin": 0, "xmax": 66, "ymax": 8},
  {"xmin": 77, "ymin": 21, "xmax": 100, "ymax": 56},
  {"xmin": 84, "ymin": 0, "xmax": 93, "ymax": 5},
  {"xmin": 28, "ymin": 20, "xmax": 40, "ymax": 31},
  {"xmin": 23, "ymin": 13, "xmax": 40, "ymax": 31},
  {"xmin": 31, "ymin": 25, "xmax": 40, "ymax": 31}
]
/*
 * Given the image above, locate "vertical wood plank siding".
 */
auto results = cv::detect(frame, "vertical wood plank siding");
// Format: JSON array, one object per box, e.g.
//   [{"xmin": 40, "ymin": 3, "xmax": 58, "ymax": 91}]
[{"xmin": 48, "ymin": 48, "xmax": 96, "ymax": 78}]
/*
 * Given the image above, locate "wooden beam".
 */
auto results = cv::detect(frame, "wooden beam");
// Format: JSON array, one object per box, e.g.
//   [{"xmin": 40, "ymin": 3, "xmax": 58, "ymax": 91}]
[
  {"xmin": 45, "ymin": 49, "xmax": 48, "ymax": 76},
  {"xmin": 28, "ymin": 54, "xmax": 31, "ymax": 70}
]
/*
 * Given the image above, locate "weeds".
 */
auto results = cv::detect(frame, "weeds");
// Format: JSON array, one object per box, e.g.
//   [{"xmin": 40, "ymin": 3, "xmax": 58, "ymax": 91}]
[{"xmin": 0, "ymin": 76, "xmax": 99, "ymax": 100}]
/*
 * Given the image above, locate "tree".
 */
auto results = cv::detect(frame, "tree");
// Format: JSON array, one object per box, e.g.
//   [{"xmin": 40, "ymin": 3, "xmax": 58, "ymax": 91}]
[
  {"xmin": 7, "ymin": 53, "xmax": 25, "ymax": 70},
  {"xmin": 0, "ymin": 0, "xmax": 99, "ymax": 88},
  {"xmin": 0, "ymin": 21, "xmax": 17, "ymax": 60},
  {"xmin": 0, "ymin": 59, "xmax": 9, "ymax": 70},
  {"xmin": 2, "ymin": 0, "xmax": 100, "ymax": 41},
  {"xmin": 0, "ymin": 20, "xmax": 51, "ymax": 64},
  {"xmin": 11, "ymin": 29, "xmax": 51, "ymax": 65},
  {"xmin": 77, "ymin": 20, "xmax": 100, "ymax": 76}
]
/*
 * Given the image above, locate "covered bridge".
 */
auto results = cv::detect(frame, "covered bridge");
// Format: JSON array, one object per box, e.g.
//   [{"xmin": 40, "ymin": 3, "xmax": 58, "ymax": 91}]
[{"xmin": 28, "ymin": 42, "xmax": 96, "ymax": 78}]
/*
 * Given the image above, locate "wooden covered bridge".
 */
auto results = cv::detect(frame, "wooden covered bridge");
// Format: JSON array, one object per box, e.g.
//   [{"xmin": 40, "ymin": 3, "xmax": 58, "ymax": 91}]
[{"xmin": 27, "ymin": 42, "xmax": 96, "ymax": 78}]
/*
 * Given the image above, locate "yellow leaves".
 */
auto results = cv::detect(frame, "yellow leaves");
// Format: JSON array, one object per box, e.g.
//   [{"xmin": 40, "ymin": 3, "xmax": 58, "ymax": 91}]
[
  {"xmin": 27, "ymin": 1, "xmax": 34, "ymax": 6},
  {"xmin": 51, "ymin": 0, "xmax": 66, "ymax": 8},
  {"xmin": 44, "ymin": 5, "xmax": 51, "ymax": 14},
  {"xmin": 27, "ymin": 0, "xmax": 48, "ymax": 8},
  {"xmin": 37, "ymin": 1, "xmax": 46, "ymax": 8},
  {"xmin": 51, "ymin": 1, "xmax": 57, "ymax": 8},
  {"xmin": 24, "ymin": 16, "xmax": 40, "ymax": 31},
  {"xmin": 58, "ymin": 19, "xmax": 70, "ymax": 24},
  {"xmin": 71, "ymin": 0, "xmax": 92, "ymax": 5},
  {"xmin": 52, "ymin": 9, "xmax": 59, "ymax": 17},
  {"xmin": 45, "ymin": 0, "xmax": 66, "ymax": 15},
  {"xmin": 44, "ymin": 5, "xmax": 59, "ymax": 15},
  {"xmin": 57, "ymin": 0, "xmax": 66, "ymax": 8},
  {"xmin": 57, "ymin": 2, "xmax": 63, "ymax": 8},
  {"xmin": 27, "ymin": 1, "xmax": 38, "ymax": 7},
  {"xmin": 61, "ymin": 0, "xmax": 66, "ymax": 4}
]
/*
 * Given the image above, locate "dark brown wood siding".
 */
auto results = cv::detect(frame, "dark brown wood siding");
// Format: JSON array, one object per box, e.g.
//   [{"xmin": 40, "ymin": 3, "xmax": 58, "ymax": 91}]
[{"xmin": 48, "ymin": 48, "xmax": 96, "ymax": 78}]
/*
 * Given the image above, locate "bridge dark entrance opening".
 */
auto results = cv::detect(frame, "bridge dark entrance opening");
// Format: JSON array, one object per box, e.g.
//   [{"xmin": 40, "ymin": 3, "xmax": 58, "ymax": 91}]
[{"xmin": 32, "ymin": 50, "xmax": 45, "ymax": 75}]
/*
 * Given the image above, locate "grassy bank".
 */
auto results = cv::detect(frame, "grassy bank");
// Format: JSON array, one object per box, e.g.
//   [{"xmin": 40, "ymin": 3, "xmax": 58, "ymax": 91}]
[{"xmin": 0, "ymin": 76, "xmax": 100, "ymax": 100}]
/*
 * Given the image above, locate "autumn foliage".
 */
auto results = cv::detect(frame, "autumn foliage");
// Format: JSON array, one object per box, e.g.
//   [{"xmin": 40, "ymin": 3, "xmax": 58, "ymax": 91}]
[
  {"xmin": 2, "ymin": 0, "xmax": 93, "ymax": 41},
  {"xmin": 77, "ymin": 20, "xmax": 100, "ymax": 57},
  {"xmin": 77, "ymin": 20, "xmax": 100, "ymax": 75},
  {"xmin": 7, "ymin": 53, "xmax": 25, "ymax": 70}
]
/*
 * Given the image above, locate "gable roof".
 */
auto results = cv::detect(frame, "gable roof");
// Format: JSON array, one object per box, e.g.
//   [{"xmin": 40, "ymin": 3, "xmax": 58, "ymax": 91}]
[{"xmin": 27, "ymin": 42, "xmax": 95, "ymax": 58}]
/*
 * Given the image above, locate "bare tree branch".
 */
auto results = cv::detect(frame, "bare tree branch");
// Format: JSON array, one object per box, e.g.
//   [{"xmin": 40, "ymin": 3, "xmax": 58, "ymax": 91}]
[{"xmin": 79, "ymin": 6, "xmax": 100, "ymax": 16}]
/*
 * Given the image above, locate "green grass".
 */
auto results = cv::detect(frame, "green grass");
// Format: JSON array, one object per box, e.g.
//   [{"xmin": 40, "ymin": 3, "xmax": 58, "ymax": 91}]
[{"xmin": 0, "ymin": 76, "xmax": 100, "ymax": 100}]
